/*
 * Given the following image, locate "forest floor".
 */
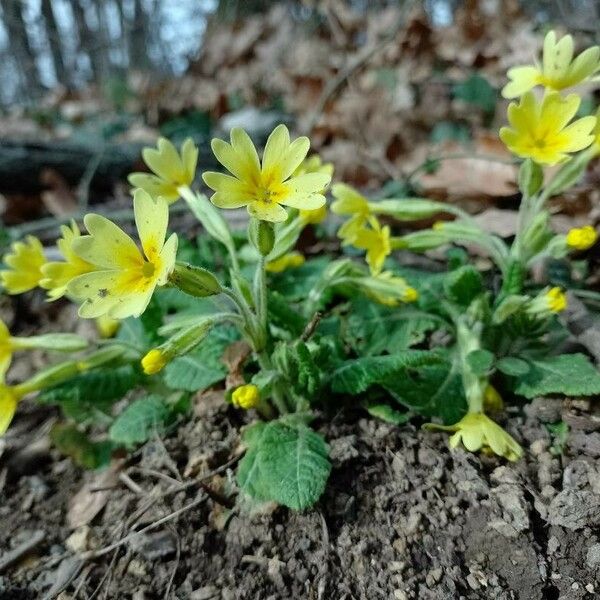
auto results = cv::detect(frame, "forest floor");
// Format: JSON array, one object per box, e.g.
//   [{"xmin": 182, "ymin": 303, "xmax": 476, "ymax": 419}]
[{"xmin": 2, "ymin": 376, "xmax": 600, "ymax": 599}]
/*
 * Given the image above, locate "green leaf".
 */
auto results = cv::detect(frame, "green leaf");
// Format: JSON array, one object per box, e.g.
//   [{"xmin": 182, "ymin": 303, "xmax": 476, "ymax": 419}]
[
  {"xmin": 330, "ymin": 351, "xmax": 444, "ymax": 394},
  {"xmin": 466, "ymin": 349, "xmax": 494, "ymax": 375},
  {"xmin": 237, "ymin": 420, "xmax": 331, "ymax": 510},
  {"xmin": 383, "ymin": 362, "xmax": 467, "ymax": 424},
  {"xmin": 496, "ymin": 357, "xmax": 530, "ymax": 376},
  {"xmin": 109, "ymin": 395, "xmax": 170, "ymax": 446},
  {"xmin": 51, "ymin": 424, "xmax": 114, "ymax": 469},
  {"xmin": 444, "ymin": 266, "xmax": 483, "ymax": 306},
  {"xmin": 270, "ymin": 257, "xmax": 330, "ymax": 301},
  {"xmin": 164, "ymin": 326, "xmax": 238, "ymax": 392},
  {"xmin": 364, "ymin": 401, "xmax": 410, "ymax": 425},
  {"xmin": 38, "ymin": 365, "xmax": 139, "ymax": 423},
  {"xmin": 345, "ymin": 297, "xmax": 437, "ymax": 356},
  {"xmin": 509, "ymin": 353, "xmax": 600, "ymax": 399}
]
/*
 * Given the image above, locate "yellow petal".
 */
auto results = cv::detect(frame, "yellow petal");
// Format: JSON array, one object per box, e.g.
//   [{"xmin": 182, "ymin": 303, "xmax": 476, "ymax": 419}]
[
  {"xmin": 247, "ymin": 201, "xmax": 288, "ymax": 223},
  {"xmin": 157, "ymin": 233, "xmax": 178, "ymax": 285},
  {"xmin": 143, "ymin": 137, "xmax": 183, "ymax": 182},
  {"xmin": 502, "ymin": 66, "xmax": 541, "ymax": 98},
  {"xmin": 133, "ymin": 190, "xmax": 168, "ymax": 261},
  {"xmin": 261, "ymin": 124, "xmax": 290, "ymax": 182},
  {"xmin": 76, "ymin": 214, "xmax": 142, "ymax": 270},
  {"xmin": 230, "ymin": 128, "xmax": 261, "ymax": 184},
  {"xmin": 181, "ymin": 138, "xmax": 198, "ymax": 183},
  {"xmin": 279, "ymin": 136, "xmax": 310, "ymax": 181},
  {"xmin": 0, "ymin": 388, "xmax": 18, "ymax": 435},
  {"xmin": 128, "ymin": 173, "xmax": 180, "ymax": 202}
]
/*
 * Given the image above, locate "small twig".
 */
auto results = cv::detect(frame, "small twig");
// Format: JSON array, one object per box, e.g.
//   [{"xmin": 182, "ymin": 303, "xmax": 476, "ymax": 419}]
[
  {"xmin": 301, "ymin": 312, "xmax": 323, "ymax": 342},
  {"xmin": 81, "ymin": 493, "xmax": 206, "ymax": 561},
  {"xmin": 163, "ymin": 526, "xmax": 181, "ymax": 600},
  {"xmin": 118, "ymin": 472, "xmax": 145, "ymax": 495},
  {"xmin": 0, "ymin": 530, "xmax": 46, "ymax": 573}
]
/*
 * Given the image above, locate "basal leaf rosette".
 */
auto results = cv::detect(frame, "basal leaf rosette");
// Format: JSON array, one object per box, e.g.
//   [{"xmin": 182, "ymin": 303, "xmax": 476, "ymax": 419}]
[
  {"xmin": 67, "ymin": 190, "xmax": 177, "ymax": 319},
  {"xmin": 203, "ymin": 125, "xmax": 330, "ymax": 223}
]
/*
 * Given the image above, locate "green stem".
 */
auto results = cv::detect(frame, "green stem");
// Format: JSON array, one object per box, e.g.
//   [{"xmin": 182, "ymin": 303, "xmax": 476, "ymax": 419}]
[
  {"xmin": 455, "ymin": 317, "xmax": 486, "ymax": 414},
  {"xmin": 255, "ymin": 257, "xmax": 268, "ymax": 350},
  {"xmin": 257, "ymin": 351, "xmax": 289, "ymax": 415}
]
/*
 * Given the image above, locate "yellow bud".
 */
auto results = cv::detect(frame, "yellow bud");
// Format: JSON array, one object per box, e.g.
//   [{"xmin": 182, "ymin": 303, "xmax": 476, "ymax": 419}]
[
  {"xmin": 432, "ymin": 221, "xmax": 446, "ymax": 231},
  {"xmin": 545, "ymin": 287, "xmax": 567, "ymax": 313},
  {"xmin": 566, "ymin": 225, "xmax": 597, "ymax": 251},
  {"xmin": 142, "ymin": 349, "xmax": 168, "ymax": 375},
  {"xmin": 266, "ymin": 252, "xmax": 305, "ymax": 273},
  {"xmin": 403, "ymin": 287, "xmax": 419, "ymax": 303},
  {"xmin": 96, "ymin": 315, "xmax": 120, "ymax": 338},
  {"xmin": 232, "ymin": 384, "xmax": 260, "ymax": 410},
  {"xmin": 483, "ymin": 384, "xmax": 504, "ymax": 413}
]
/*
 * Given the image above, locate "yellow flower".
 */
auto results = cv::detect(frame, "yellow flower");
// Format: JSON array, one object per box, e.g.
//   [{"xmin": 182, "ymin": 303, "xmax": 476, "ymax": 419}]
[
  {"xmin": 128, "ymin": 137, "xmax": 198, "ymax": 203},
  {"xmin": 352, "ymin": 217, "xmax": 391, "ymax": 275},
  {"xmin": 294, "ymin": 155, "xmax": 333, "ymax": 225},
  {"xmin": 427, "ymin": 413, "xmax": 522, "ymax": 461},
  {"xmin": 203, "ymin": 125, "xmax": 330, "ymax": 223},
  {"xmin": 500, "ymin": 92, "xmax": 596, "ymax": 165},
  {"xmin": 0, "ymin": 236, "xmax": 46, "ymax": 294},
  {"xmin": 67, "ymin": 190, "xmax": 178, "ymax": 319},
  {"xmin": 40, "ymin": 221, "xmax": 96, "ymax": 300},
  {"xmin": 331, "ymin": 184, "xmax": 371, "ymax": 243},
  {"xmin": 266, "ymin": 252, "xmax": 306, "ymax": 273},
  {"xmin": 232, "ymin": 384, "xmax": 260, "ymax": 409},
  {"xmin": 591, "ymin": 108, "xmax": 600, "ymax": 155},
  {"xmin": 566, "ymin": 225, "xmax": 597, "ymax": 250},
  {"xmin": 96, "ymin": 315, "xmax": 120, "ymax": 338},
  {"xmin": 502, "ymin": 31, "xmax": 600, "ymax": 98},
  {"xmin": 141, "ymin": 348, "xmax": 168, "ymax": 375},
  {"xmin": 0, "ymin": 383, "xmax": 23, "ymax": 435}
]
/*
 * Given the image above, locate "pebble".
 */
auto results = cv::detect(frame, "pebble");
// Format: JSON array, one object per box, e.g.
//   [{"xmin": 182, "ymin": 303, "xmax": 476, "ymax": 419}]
[
  {"xmin": 191, "ymin": 586, "xmax": 219, "ymax": 600},
  {"xmin": 586, "ymin": 543, "xmax": 600, "ymax": 569}
]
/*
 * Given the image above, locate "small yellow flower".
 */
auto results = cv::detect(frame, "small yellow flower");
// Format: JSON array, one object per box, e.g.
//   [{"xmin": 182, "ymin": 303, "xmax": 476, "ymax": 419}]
[
  {"xmin": 266, "ymin": 252, "xmax": 306, "ymax": 273},
  {"xmin": 500, "ymin": 92, "xmax": 596, "ymax": 165},
  {"xmin": 40, "ymin": 221, "xmax": 96, "ymax": 300},
  {"xmin": 0, "ymin": 383, "xmax": 23, "ymax": 435},
  {"xmin": 502, "ymin": 31, "xmax": 600, "ymax": 98},
  {"xmin": 141, "ymin": 348, "xmax": 168, "ymax": 375},
  {"xmin": 0, "ymin": 236, "xmax": 46, "ymax": 294},
  {"xmin": 67, "ymin": 190, "xmax": 178, "ymax": 319},
  {"xmin": 427, "ymin": 412, "xmax": 522, "ymax": 461},
  {"xmin": 232, "ymin": 384, "xmax": 260, "ymax": 409},
  {"xmin": 331, "ymin": 184, "xmax": 371, "ymax": 243},
  {"xmin": 203, "ymin": 125, "xmax": 330, "ymax": 223},
  {"xmin": 128, "ymin": 137, "xmax": 198, "ymax": 203},
  {"xmin": 352, "ymin": 217, "xmax": 391, "ymax": 276},
  {"xmin": 403, "ymin": 287, "xmax": 419, "ymax": 303},
  {"xmin": 96, "ymin": 315, "xmax": 121, "ymax": 338},
  {"xmin": 294, "ymin": 155, "xmax": 333, "ymax": 225},
  {"xmin": 591, "ymin": 108, "xmax": 600, "ymax": 155},
  {"xmin": 566, "ymin": 225, "xmax": 597, "ymax": 250}
]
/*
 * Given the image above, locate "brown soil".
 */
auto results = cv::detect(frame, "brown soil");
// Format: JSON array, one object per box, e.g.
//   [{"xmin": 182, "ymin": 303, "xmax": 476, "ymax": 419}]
[{"xmin": 2, "ymin": 391, "xmax": 600, "ymax": 600}]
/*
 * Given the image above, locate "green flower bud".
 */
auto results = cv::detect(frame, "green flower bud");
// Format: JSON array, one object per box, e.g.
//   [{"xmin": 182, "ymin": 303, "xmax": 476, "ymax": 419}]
[
  {"xmin": 248, "ymin": 218, "xmax": 275, "ymax": 256},
  {"xmin": 372, "ymin": 198, "xmax": 447, "ymax": 221},
  {"xmin": 169, "ymin": 262, "xmax": 222, "ymax": 298}
]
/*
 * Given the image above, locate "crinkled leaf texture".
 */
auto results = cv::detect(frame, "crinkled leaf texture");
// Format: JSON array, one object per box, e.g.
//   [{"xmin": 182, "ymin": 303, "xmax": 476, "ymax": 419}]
[
  {"xmin": 509, "ymin": 353, "xmax": 600, "ymax": 399},
  {"xmin": 164, "ymin": 326, "xmax": 238, "ymax": 392},
  {"xmin": 330, "ymin": 350, "xmax": 444, "ymax": 395},
  {"xmin": 237, "ymin": 418, "xmax": 331, "ymax": 511},
  {"xmin": 109, "ymin": 395, "xmax": 171, "ymax": 446},
  {"xmin": 38, "ymin": 365, "xmax": 139, "ymax": 423}
]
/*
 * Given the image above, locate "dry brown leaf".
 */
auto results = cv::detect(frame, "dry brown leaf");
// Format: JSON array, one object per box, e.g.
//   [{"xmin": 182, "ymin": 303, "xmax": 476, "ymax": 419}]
[
  {"xmin": 222, "ymin": 340, "xmax": 252, "ymax": 391},
  {"xmin": 67, "ymin": 463, "xmax": 121, "ymax": 529}
]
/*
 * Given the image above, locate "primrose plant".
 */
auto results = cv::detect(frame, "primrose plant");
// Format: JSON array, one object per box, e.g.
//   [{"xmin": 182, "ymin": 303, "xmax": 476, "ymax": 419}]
[
  {"xmin": 1, "ymin": 125, "xmax": 412, "ymax": 510},
  {"xmin": 327, "ymin": 29, "xmax": 600, "ymax": 460}
]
